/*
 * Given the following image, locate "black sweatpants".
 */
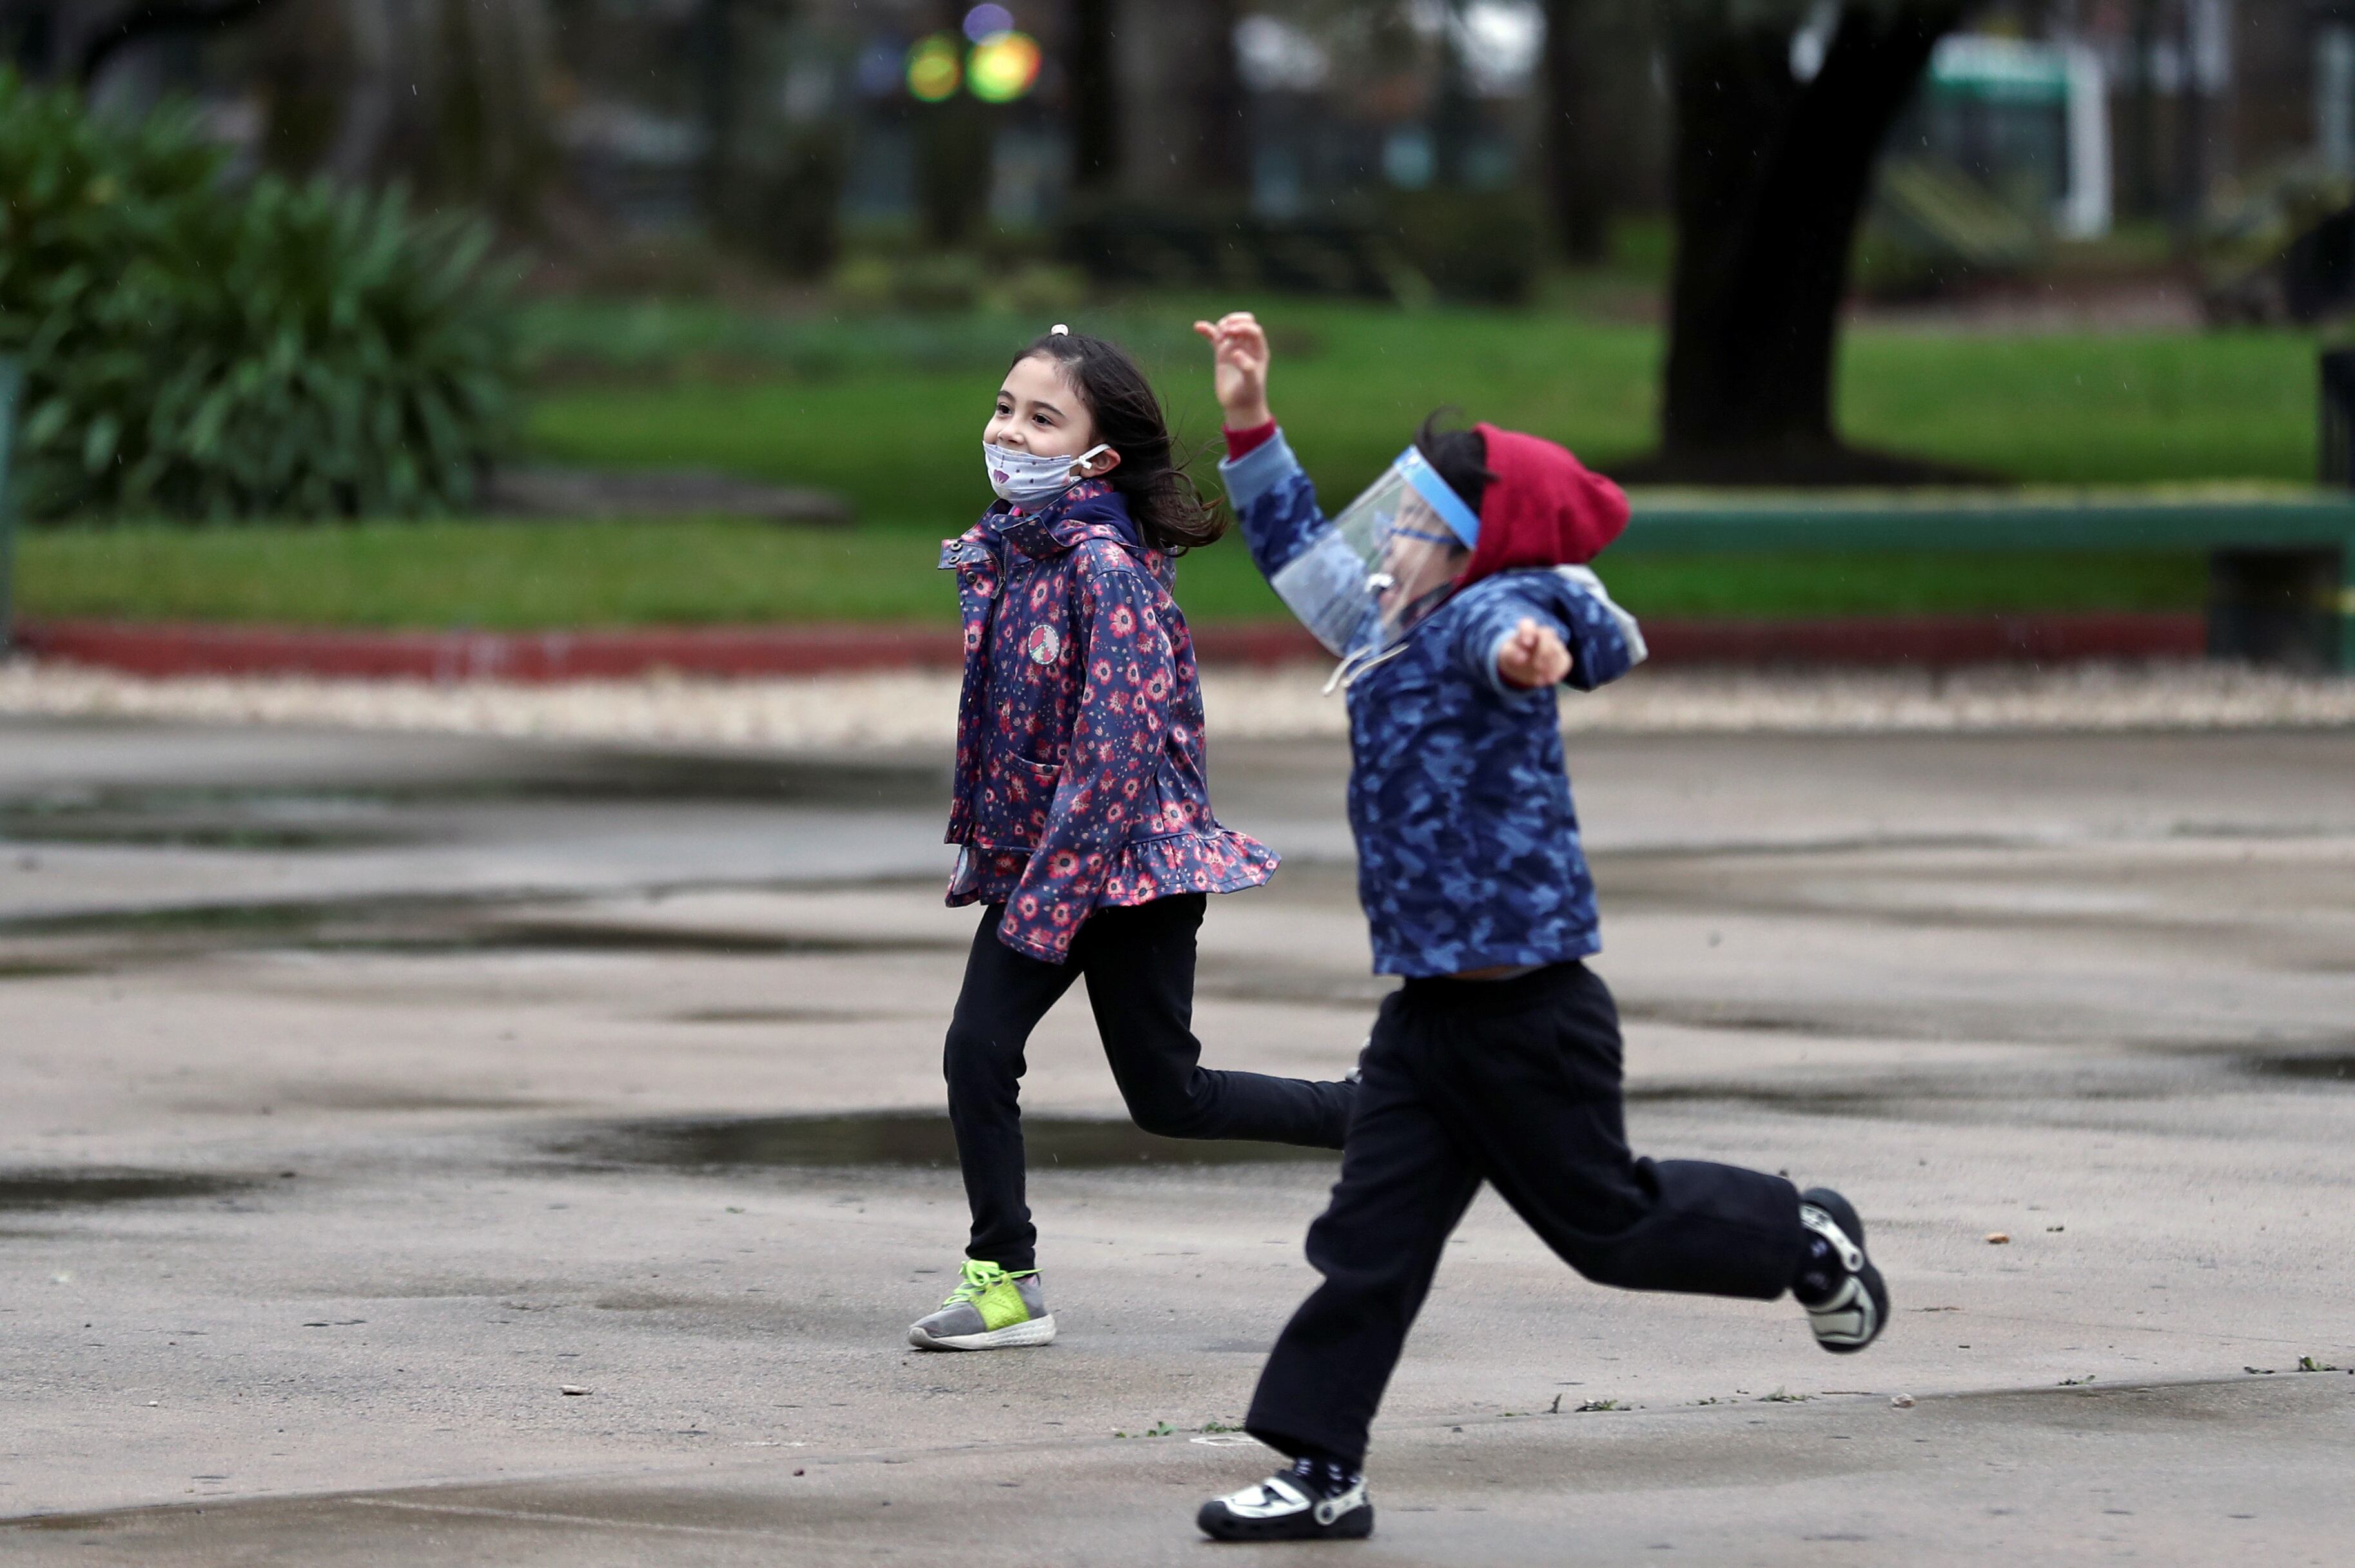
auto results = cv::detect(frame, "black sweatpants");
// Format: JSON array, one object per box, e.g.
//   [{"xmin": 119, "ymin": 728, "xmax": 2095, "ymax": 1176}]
[
  {"xmin": 946, "ymin": 893, "xmax": 1356, "ymax": 1273},
  {"xmin": 1245, "ymin": 960, "xmax": 1804, "ymax": 1467}
]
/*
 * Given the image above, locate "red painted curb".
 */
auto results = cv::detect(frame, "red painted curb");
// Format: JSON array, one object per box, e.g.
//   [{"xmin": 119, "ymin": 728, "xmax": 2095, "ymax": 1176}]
[{"xmin": 11, "ymin": 612, "xmax": 2206, "ymax": 682}]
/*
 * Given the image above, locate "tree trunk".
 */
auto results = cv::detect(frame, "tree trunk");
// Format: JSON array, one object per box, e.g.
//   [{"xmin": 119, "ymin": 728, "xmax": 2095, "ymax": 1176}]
[
  {"xmin": 1432, "ymin": 0, "xmax": 1476, "ymax": 188},
  {"xmin": 2123, "ymin": 0, "xmax": 2160, "ymax": 217},
  {"xmin": 2166, "ymin": 0, "xmax": 2204, "ymax": 260},
  {"xmin": 1648, "ymin": 0, "xmax": 1974, "ymax": 483},
  {"xmin": 689, "ymin": 0, "xmax": 739, "ymax": 233},
  {"xmin": 913, "ymin": 0, "xmax": 993, "ymax": 246},
  {"xmin": 1069, "ymin": 0, "xmax": 1120, "ymax": 191},
  {"xmin": 5, "ymin": 0, "xmax": 284, "ymax": 84},
  {"xmin": 1540, "ymin": 0, "xmax": 1608, "ymax": 263},
  {"xmin": 419, "ymin": 0, "xmax": 555, "ymax": 225},
  {"xmin": 76, "ymin": 0, "xmax": 282, "ymax": 84},
  {"xmin": 1189, "ymin": 0, "xmax": 1244, "ymax": 193},
  {"xmin": 247, "ymin": 0, "xmax": 556, "ymax": 226}
]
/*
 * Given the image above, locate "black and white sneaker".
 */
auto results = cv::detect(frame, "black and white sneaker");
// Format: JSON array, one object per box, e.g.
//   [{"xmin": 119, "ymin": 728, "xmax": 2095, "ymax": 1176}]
[
  {"xmin": 1198, "ymin": 1458, "xmax": 1374, "ymax": 1542},
  {"xmin": 1796, "ymin": 1186, "xmax": 1888, "ymax": 1354}
]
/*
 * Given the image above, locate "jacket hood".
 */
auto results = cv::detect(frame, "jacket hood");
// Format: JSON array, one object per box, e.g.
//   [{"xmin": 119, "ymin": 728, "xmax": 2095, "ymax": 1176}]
[{"xmin": 1455, "ymin": 424, "xmax": 1628, "ymax": 588}]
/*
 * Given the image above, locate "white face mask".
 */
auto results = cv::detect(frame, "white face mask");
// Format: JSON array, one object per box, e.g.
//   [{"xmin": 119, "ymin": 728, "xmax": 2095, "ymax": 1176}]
[{"xmin": 984, "ymin": 441, "xmax": 1111, "ymax": 507}]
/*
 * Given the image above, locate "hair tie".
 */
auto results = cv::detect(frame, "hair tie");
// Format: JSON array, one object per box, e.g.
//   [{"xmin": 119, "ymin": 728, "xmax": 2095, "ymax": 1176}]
[{"xmin": 1050, "ymin": 323, "xmax": 1069, "ymax": 335}]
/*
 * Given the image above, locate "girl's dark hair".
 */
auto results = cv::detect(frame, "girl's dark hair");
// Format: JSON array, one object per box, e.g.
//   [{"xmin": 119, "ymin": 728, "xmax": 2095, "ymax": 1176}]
[
  {"xmin": 1414, "ymin": 410, "xmax": 1496, "ymax": 516},
  {"xmin": 1017, "ymin": 331, "xmax": 1227, "ymax": 553}
]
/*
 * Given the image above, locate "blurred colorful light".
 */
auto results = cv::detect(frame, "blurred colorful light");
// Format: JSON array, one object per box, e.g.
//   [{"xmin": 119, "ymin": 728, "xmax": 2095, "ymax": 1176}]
[
  {"xmin": 962, "ymin": 4, "xmax": 1015, "ymax": 43},
  {"xmin": 906, "ymin": 34, "xmax": 962, "ymax": 102},
  {"xmin": 966, "ymin": 30, "xmax": 1041, "ymax": 103}
]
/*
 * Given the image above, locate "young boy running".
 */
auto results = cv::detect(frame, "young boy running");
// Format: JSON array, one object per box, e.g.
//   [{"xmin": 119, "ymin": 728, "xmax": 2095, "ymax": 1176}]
[{"xmin": 1187, "ymin": 313, "xmax": 1889, "ymax": 1543}]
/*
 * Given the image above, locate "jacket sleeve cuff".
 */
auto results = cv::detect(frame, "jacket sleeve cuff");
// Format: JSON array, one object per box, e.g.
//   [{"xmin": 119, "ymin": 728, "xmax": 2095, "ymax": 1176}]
[
  {"xmin": 995, "ymin": 911, "xmax": 1072, "ymax": 965},
  {"xmin": 1222, "ymin": 419, "xmax": 1278, "ymax": 460},
  {"xmin": 1469, "ymin": 587, "xmax": 1565, "ymax": 699},
  {"xmin": 1217, "ymin": 428, "xmax": 1302, "ymax": 513},
  {"xmin": 1485, "ymin": 627, "xmax": 1529, "ymax": 697}
]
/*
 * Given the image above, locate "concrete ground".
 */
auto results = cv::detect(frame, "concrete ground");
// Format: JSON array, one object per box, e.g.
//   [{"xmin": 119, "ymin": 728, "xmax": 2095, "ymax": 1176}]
[{"xmin": 3, "ymin": 713, "xmax": 2353, "ymax": 1565}]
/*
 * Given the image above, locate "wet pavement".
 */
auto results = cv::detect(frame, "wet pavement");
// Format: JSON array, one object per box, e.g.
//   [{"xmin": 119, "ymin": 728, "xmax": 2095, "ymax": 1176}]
[{"xmin": 4, "ymin": 713, "xmax": 2355, "ymax": 1564}]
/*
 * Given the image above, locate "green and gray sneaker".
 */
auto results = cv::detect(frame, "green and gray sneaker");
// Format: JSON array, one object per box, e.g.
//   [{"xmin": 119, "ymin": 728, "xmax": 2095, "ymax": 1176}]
[{"xmin": 906, "ymin": 1260, "xmax": 1056, "ymax": 1351}]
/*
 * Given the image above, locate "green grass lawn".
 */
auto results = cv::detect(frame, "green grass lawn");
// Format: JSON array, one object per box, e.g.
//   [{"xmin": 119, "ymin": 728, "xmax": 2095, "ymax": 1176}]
[
  {"xmin": 16, "ymin": 517, "xmax": 2205, "ymax": 631},
  {"xmin": 524, "ymin": 300, "xmax": 2324, "ymax": 530},
  {"xmin": 12, "ymin": 298, "xmax": 2300, "ymax": 631}
]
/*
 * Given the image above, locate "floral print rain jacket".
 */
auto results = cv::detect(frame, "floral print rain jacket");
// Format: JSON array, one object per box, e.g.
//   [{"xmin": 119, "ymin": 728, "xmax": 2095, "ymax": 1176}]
[{"xmin": 941, "ymin": 480, "xmax": 1278, "ymax": 963}]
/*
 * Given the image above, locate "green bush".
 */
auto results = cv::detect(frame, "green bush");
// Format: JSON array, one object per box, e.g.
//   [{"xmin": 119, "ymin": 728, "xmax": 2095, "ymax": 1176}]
[{"xmin": 0, "ymin": 73, "xmax": 520, "ymax": 521}]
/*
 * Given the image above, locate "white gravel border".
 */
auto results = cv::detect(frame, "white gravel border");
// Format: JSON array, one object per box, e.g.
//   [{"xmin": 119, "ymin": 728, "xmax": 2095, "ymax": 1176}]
[{"xmin": 4, "ymin": 657, "xmax": 2354, "ymax": 753}]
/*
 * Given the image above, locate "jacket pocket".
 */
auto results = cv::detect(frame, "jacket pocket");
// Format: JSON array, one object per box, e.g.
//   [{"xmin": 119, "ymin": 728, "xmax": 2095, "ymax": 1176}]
[
  {"xmin": 1007, "ymin": 756, "xmax": 1064, "ymax": 843},
  {"xmin": 971, "ymin": 753, "xmax": 1063, "ymax": 848},
  {"xmin": 1011, "ymin": 755, "xmax": 1063, "ymax": 800}
]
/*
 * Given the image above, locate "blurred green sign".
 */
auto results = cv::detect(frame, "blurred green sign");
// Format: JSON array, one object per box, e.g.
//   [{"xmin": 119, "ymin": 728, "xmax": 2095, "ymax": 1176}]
[{"xmin": 1930, "ymin": 35, "xmax": 2070, "ymax": 106}]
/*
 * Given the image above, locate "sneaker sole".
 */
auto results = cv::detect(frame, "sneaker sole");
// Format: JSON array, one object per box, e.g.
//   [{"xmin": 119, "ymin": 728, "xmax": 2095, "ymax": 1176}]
[
  {"xmin": 1198, "ymin": 1502, "xmax": 1374, "ymax": 1542},
  {"xmin": 907, "ymin": 1313, "xmax": 1057, "ymax": 1351}
]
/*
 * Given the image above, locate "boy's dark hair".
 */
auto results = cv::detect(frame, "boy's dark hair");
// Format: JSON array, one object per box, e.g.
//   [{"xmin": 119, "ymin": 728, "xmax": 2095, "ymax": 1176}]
[
  {"xmin": 1017, "ymin": 331, "xmax": 1227, "ymax": 553},
  {"xmin": 1414, "ymin": 411, "xmax": 1496, "ymax": 516}
]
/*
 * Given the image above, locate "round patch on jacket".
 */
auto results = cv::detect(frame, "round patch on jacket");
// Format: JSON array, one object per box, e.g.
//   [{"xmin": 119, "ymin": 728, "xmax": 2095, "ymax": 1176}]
[{"xmin": 1026, "ymin": 624, "xmax": 1062, "ymax": 665}]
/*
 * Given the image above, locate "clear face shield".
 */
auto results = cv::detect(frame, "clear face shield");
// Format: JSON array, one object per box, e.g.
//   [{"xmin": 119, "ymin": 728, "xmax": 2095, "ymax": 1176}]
[{"xmin": 1269, "ymin": 446, "xmax": 1480, "ymax": 661}]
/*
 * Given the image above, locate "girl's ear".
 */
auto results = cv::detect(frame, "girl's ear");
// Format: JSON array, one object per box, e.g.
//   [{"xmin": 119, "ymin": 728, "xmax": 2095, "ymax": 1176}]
[{"xmin": 1081, "ymin": 447, "xmax": 1123, "ymax": 478}]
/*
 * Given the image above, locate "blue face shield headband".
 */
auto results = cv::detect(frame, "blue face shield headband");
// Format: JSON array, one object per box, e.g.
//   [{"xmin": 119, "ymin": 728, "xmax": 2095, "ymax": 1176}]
[{"xmin": 1269, "ymin": 445, "xmax": 1481, "ymax": 663}]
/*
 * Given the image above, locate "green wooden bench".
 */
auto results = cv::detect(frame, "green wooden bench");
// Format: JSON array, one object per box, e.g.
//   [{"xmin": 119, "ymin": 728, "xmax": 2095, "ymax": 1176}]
[{"xmin": 1616, "ymin": 486, "xmax": 2355, "ymax": 673}]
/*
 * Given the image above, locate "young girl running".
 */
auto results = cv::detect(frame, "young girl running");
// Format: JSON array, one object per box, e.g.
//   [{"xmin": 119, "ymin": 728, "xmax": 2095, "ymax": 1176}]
[{"xmin": 908, "ymin": 327, "xmax": 1357, "ymax": 1352}]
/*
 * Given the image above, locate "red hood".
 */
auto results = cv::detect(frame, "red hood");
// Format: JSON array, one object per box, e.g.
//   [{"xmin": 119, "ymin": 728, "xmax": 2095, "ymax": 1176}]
[{"xmin": 1456, "ymin": 423, "xmax": 1628, "ymax": 588}]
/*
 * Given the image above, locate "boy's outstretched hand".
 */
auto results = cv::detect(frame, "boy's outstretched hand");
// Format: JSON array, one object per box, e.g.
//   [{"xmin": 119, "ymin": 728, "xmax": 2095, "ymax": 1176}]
[
  {"xmin": 1497, "ymin": 617, "xmax": 1572, "ymax": 690},
  {"xmin": 1193, "ymin": 311, "xmax": 1273, "ymax": 431}
]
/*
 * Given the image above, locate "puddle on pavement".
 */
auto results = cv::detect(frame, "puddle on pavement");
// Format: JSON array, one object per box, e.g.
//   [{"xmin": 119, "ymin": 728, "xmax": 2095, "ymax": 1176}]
[
  {"xmin": 0, "ymin": 752, "xmax": 941, "ymax": 867},
  {"xmin": 0, "ymin": 752, "xmax": 943, "ymax": 816},
  {"xmin": 556, "ymin": 1113, "xmax": 1340, "ymax": 1172},
  {"xmin": 408, "ymin": 750, "xmax": 945, "ymax": 808},
  {"xmin": 8, "ymin": 1511, "xmax": 135, "ymax": 1533},
  {"xmin": 387, "ymin": 922, "xmax": 961, "ymax": 958},
  {"xmin": 2244, "ymin": 1052, "xmax": 2355, "ymax": 1083},
  {"xmin": 0, "ymin": 817, "xmax": 402, "ymax": 852},
  {"xmin": 1619, "ymin": 1003, "xmax": 1882, "ymax": 1040},
  {"xmin": 269, "ymin": 1087, "xmax": 551, "ymax": 1113},
  {"xmin": 0, "ymin": 958, "xmax": 99, "ymax": 981},
  {"xmin": 668, "ymin": 1007, "xmax": 895, "ymax": 1024},
  {"xmin": 0, "ymin": 897, "xmax": 959, "ymax": 963},
  {"xmin": 0, "ymin": 791, "xmax": 410, "ymax": 853},
  {"xmin": 1625, "ymin": 1083, "xmax": 1910, "ymax": 1116},
  {"xmin": 0, "ymin": 1169, "xmax": 255, "ymax": 1210},
  {"xmin": 4, "ymin": 899, "xmax": 364, "ymax": 940}
]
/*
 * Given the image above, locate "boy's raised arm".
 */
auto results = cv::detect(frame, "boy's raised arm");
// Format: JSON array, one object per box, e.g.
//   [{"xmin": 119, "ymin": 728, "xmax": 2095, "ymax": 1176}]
[
  {"xmin": 1195, "ymin": 311, "xmax": 1327, "ymax": 579},
  {"xmin": 1194, "ymin": 311, "xmax": 1273, "ymax": 432}
]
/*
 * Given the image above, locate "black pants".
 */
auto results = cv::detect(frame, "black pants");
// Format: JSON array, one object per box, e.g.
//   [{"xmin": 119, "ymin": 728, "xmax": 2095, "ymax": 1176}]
[
  {"xmin": 1245, "ymin": 961, "xmax": 1804, "ymax": 1467},
  {"xmin": 946, "ymin": 893, "xmax": 1356, "ymax": 1273}
]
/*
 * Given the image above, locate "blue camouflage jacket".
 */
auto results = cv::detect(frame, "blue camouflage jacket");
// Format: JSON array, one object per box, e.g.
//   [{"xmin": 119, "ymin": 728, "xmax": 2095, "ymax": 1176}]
[{"xmin": 1222, "ymin": 431, "xmax": 1646, "ymax": 977}]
